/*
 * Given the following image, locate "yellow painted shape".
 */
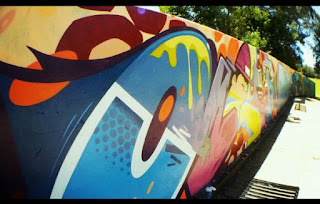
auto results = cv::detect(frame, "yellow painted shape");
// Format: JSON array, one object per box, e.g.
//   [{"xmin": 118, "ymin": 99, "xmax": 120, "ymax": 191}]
[
  {"xmin": 36, "ymin": 7, "xmax": 57, "ymax": 18},
  {"xmin": 224, "ymin": 98, "xmax": 261, "ymax": 146},
  {"xmin": 146, "ymin": 181, "xmax": 154, "ymax": 194},
  {"xmin": 223, "ymin": 99, "xmax": 242, "ymax": 117},
  {"xmin": 248, "ymin": 44, "xmax": 257, "ymax": 79},
  {"xmin": 187, "ymin": 51, "xmax": 193, "ymax": 109},
  {"xmin": 310, "ymin": 78, "xmax": 320, "ymax": 98},
  {"xmin": 0, "ymin": 6, "xmax": 103, "ymax": 67},
  {"xmin": 240, "ymin": 103, "xmax": 261, "ymax": 146},
  {"xmin": 150, "ymin": 35, "xmax": 210, "ymax": 109},
  {"xmin": 89, "ymin": 38, "xmax": 131, "ymax": 59}
]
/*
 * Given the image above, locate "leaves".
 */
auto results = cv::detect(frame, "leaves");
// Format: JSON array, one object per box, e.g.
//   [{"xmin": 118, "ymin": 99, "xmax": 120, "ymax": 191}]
[
  {"xmin": 160, "ymin": 6, "xmax": 318, "ymax": 73},
  {"xmin": 312, "ymin": 12, "xmax": 320, "ymax": 76}
]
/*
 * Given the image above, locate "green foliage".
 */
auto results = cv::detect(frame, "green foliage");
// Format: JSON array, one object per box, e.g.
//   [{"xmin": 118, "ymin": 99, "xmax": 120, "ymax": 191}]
[
  {"xmin": 159, "ymin": 6, "xmax": 318, "ymax": 73},
  {"xmin": 159, "ymin": 6, "xmax": 195, "ymax": 20},
  {"xmin": 312, "ymin": 14, "xmax": 320, "ymax": 76},
  {"xmin": 300, "ymin": 64, "xmax": 318, "ymax": 78}
]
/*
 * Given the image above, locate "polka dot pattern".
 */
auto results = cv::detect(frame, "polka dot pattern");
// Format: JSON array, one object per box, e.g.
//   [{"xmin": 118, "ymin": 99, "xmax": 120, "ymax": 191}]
[{"xmin": 91, "ymin": 97, "xmax": 142, "ymax": 175}]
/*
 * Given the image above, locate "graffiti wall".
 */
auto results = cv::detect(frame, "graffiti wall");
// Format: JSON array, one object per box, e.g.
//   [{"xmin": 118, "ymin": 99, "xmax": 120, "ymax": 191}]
[{"xmin": 0, "ymin": 6, "xmax": 315, "ymax": 198}]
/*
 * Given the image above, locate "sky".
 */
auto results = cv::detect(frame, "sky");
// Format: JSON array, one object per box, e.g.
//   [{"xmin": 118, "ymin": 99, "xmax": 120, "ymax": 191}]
[
  {"xmin": 136, "ymin": 6, "xmax": 160, "ymax": 12},
  {"xmin": 138, "ymin": 6, "xmax": 319, "ymax": 68},
  {"xmin": 299, "ymin": 6, "xmax": 320, "ymax": 68}
]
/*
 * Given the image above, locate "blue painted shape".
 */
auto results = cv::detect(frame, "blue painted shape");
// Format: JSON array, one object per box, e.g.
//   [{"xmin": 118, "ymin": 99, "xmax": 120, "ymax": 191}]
[
  {"xmin": 0, "ymin": 51, "xmax": 140, "ymax": 198},
  {"xmin": 116, "ymin": 30, "xmax": 212, "ymax": 151},
  {"xmin": 63, "ymin": 97, "xmax": 191, "ymax": 198}
]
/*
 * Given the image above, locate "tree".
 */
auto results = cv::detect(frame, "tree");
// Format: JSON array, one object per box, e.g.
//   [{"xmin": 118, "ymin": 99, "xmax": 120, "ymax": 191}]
[
  {"xmin": 312, "ymin": 14, "xmax": 320, "ymax": 76},
  {"xmin": 300, "ymin": 64, "xmax": 317, "ymax": 78},
  {"xmin": 160, "ymin": 6, "xmax": 268, "ymax": 49},
  {"xmin": 160, "ymin": 6, "xmax": 318, "ymax": 71}
]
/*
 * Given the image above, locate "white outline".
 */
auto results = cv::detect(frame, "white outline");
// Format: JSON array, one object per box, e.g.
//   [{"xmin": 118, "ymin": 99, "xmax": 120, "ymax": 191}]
[
  {"xmin": 50, "ymin": 82, "xmax": 196, "ymax": 199},
  {"xmin": 178, "ymin": 128, "xmax": 191, "ymax": 138}
]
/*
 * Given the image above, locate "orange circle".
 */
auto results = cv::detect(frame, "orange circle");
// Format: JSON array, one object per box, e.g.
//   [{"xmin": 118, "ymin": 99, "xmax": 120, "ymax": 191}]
[{"xmin": 158, "ymin": 95, "xmax": 174, "ymax": 122}]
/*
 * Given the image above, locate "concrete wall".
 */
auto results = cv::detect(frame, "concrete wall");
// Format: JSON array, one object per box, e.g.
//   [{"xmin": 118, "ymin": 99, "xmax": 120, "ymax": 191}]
[{"xmin": 0, "ymin": 6, "xmax": 315, "ymax": 198}]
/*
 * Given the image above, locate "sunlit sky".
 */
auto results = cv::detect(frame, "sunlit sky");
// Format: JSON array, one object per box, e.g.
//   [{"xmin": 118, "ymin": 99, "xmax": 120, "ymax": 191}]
[
  {"xmin": 138, "ymin": 6, "xmax": 320, "ymax": 68},
  {"xmin": 136, "ymin": 6, "xmax": 160, "ymax": 12},
  {"xmin": 300, "ymin": 6, "xmax": 320, "ymax": 68}
]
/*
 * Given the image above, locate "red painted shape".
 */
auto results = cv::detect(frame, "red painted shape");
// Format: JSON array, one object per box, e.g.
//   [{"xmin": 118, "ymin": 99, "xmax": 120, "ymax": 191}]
[
  {"xmin": 142, "ymin": 86, "xmax": 177, "ymax": 161},
  {"xmin": 126, "ymin": 6, "xmax": 167, "ymax": 35},
  {"xmin": 56, "ymin": 15, "xmax": 143, "ymax": 60},
  {"xmin": 169, "ymin": 20, "xmax": 186, "ymax": 28}
]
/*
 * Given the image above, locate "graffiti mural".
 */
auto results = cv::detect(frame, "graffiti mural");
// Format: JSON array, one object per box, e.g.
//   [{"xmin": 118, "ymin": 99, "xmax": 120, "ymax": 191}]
[{"xmin": 0, "ymin": 6, "xmax": 316, "ymax": 199}]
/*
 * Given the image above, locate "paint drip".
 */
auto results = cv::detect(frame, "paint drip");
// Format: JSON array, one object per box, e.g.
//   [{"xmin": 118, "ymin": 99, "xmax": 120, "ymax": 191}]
[{"xmin": 150, "ymin": 35, "xmax": 211, "ymax": 109}]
